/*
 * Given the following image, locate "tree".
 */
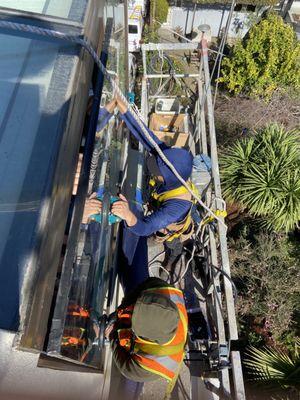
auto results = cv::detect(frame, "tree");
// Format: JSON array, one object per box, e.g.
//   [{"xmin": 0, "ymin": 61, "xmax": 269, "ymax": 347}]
[
  {"xmin": 150, "ymin": 0, "xmax": 169, "ymax": 26},
  {"xmin": 220, "ymin": 124, "xmax": 300, "ymax": 232},
  {"xmin": 219, "ymin": 13, "xmax": 300, "ymax": 98},
  {"xmin": 244, "ymin": 342, "xmax": 300, "ymax": 394},
  {"xmin": 145, "ymin": 0, "xmax": 169, "ymax": 42}
]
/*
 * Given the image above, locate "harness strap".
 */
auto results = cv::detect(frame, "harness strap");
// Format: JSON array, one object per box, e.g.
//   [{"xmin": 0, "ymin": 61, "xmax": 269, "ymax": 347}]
[
  {"xmin": 156, "ymin": 211, "xmax": 193, "ymax": 242},
  {"xmin": 150, "ymin": 181, "xmax": 198, "ymax": 242},
  {"xmin": 152, "ymin": 181, "xmax": 197, "ymax": 203},
  {"xmin": 202, "ymin": 209, "xmax": 227, "ymax": 225}
]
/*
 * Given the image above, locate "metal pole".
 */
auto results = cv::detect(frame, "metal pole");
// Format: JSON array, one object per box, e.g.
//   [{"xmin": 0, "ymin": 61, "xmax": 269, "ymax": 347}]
[
  {"xmin": 146, "ymin": 73, "xmax": 200, "ymax": 78},
  {"xmin": 191, "ymin": 3, "xmax": 197, "ymax": 35},
  {"xmin": 197, "ymin": 58, "xmax": 208, "ymax": 155},
  {"xmin": 201, "ymin": 36, "xmax": 246, "ymax": 400},
  {"xmin": 151, "ymin": 0, "xmax": 156, "ymax": 31},
  {"xmin": 124, "ymin": 0, "xmax": 129, "ymax": 93},
  {"xmin": 137, "ymin": 77, "xmax": 148, "ymax": 204}
]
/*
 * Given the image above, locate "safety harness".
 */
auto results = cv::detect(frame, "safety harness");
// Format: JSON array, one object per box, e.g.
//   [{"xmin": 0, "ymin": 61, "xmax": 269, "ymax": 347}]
[{"xmin": 150, "ymin": 181, "xmax": 198, "ymax": 242}]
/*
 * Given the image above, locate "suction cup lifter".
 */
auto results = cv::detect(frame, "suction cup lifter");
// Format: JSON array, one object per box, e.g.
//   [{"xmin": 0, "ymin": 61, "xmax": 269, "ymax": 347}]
[{"xmin": 89, "ymin": 190, "xmax": 122, "ymax": 225}]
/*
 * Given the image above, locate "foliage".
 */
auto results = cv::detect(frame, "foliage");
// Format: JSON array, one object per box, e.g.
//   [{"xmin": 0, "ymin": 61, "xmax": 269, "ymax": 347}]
[
  {"xmin": 151, "ymin": 0, "xmax": 169, "ymax": 24},
  {"xmin": 220, "ymin": 124, "xmax": 300, "ymax": 232},
  {"xmin": 144, "ymin": 0, "xmax": 168, "ymax": 43},
  {"xmin": 229, "ymin": 230, "xmax": 300, "ymax": 343},
  {"xmin": 143, "ymin": 24, "xmax": 159, "ymax": 43},
  {"xmin": 244, "ymin": 341, "xmax": 300, "ymax": 393},
  {"xmin": 219, "ymin": 13, "xmax": 300, "ymax": 98}
]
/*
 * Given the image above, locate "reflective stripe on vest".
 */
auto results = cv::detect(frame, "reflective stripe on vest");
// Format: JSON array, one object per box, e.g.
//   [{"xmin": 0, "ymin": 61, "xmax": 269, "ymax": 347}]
[
  {"xmin": 133, "ymin": 353, "xmax": 178, "ymax": 380},
  {"xmin": 117, "ymin": 286, "xmax": 188, "ymax": 382},
  {"xmin": 133, "ymin": 352, "xmax": 183, "ymax": 381}
]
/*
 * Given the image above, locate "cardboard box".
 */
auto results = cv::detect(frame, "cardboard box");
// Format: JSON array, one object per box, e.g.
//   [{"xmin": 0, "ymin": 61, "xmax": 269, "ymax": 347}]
[{"xmin": 153, "ymin": 130, "xmax": 189, "ymax": 148}]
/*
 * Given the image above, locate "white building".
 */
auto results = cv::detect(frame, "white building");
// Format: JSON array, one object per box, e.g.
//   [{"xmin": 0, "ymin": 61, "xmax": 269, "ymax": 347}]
[{"xmin": 164, "ymin": 0, "xmax": 272, "ymax": 40}]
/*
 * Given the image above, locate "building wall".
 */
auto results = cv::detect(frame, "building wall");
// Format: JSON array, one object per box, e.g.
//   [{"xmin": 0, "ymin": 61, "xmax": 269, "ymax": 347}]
[{"xmin": 166, "ymin": 5, "xmax": 265, "ymax": 39}]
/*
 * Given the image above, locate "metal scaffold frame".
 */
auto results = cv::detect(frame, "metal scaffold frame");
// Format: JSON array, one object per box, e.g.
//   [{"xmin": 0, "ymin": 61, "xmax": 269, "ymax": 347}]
[{"xmin": 140, "ymin": 40, "xmax": 246, "ymax": 400}]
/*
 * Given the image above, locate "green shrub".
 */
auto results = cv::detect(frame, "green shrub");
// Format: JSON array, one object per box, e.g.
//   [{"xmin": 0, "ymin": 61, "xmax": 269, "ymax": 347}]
[
  {"xmin": 143, "ymin": 24, "xmax": 159, "ymax": 43},
  {"xmin": 230, "ymin": 231, "xmax": 300, "ymax": 343},
  {"xmin": 151, "ymin": 0, "xmax": 169, "ymax": 24},
  {"xmin": 244, "ymin": 341, "xmax": 300, "ymax": 393},
  {"xmin": 220, "ymin": 124, "xmax": 300, "ymax": 232},
  {"xmin": 219, "ymin": 13, "xmax": 300, "ymax": 98},
  {"xmin": 144, "ymin": 0, "xmax": 169, "ymax": 42}
]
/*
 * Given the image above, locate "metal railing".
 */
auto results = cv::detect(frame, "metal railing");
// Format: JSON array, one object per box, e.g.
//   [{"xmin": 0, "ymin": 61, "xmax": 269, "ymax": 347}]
[{"xmin": 140, "ymin": 39, "xmax": 246, "ymax": 400}]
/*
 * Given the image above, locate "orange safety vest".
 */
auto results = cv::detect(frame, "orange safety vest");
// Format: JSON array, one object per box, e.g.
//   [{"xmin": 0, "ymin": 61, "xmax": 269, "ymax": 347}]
[{"xmin": 117, "ymin": 286, "xmax": 188, "ymax": 382}]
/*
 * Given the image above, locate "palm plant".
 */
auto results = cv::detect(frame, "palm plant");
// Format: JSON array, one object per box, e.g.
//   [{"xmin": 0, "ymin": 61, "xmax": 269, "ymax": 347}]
[
  {"xmin": 220, "ymin": 124, "xmax": 300, "ymax": 232},
  {"xmin": 244, "ymin": 341, "xmax": 300, "ymax": 393}
]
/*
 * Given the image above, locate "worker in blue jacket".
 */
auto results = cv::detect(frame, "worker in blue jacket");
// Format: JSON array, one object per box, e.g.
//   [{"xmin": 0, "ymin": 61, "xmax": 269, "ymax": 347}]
[{"xmin": 84, "ymin": 97, "xmax": 194, "ymax": 273}]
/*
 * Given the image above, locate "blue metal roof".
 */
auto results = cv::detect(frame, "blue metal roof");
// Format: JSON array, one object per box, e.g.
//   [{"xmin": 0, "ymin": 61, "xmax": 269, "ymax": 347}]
[
  {"xmin": 0, "ymin": 0, "xmax": 88, "ymax": 22},
  {"xmin": 0, "ymin": 2, "xmax": 93, "ymax": 331}
]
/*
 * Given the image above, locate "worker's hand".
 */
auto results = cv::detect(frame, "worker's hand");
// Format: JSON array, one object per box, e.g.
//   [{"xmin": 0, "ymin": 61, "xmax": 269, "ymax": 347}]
[
  {"xmin": 115, "ymin": 95, "xmax": 128, "ymax": 114},
  {"xmin": 111, "ymin": 194, "xmax": 137, "ymax": 227},
  {"xmin": 82, "ymin": 193, "xmax": 102, "ymax": 224}
]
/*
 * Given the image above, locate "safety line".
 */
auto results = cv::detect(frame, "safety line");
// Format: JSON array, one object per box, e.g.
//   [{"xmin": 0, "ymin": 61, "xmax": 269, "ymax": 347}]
[{"xmin": 0, "ymin": 19, "xmax": 226, "ymax": 228}]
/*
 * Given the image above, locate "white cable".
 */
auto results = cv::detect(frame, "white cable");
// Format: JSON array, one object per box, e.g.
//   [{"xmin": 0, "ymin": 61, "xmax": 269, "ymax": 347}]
[
  {"xmin": 173, "ymin": 222, "xmax": 204, "ymax": 283},
  {"xmin": 148, "ymin": 250, "xmax": 166, "ymax": 266},
  {"xmin": 149, "ymin": 263, "xmax": 170, "ymax": 279}
]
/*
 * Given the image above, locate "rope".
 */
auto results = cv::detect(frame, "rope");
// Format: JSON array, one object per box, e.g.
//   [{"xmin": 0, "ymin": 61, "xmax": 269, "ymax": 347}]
[{"xmin": 0, "ymin": 19, "xmax": 226, "ymax": 228}]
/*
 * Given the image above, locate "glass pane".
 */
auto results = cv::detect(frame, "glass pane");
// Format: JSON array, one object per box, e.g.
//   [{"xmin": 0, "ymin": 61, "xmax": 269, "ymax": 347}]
[
  {"xmin": 104, "ymin": 1, "xmax": 127, "ymax": 92},
  {"xmin": 0, "ymin": 0, "xmax": 88, "ymax": 22},
  {"xmin": 47, "ymin": 0, "xmax": 128, "ymax": 367},
  {"xmin": 57, "ymin": 121, "xmax": 124, "ymax": 367},
  {"xmin": 0, "ymin": 31, "xmax": 80, "ymax": 330}
]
